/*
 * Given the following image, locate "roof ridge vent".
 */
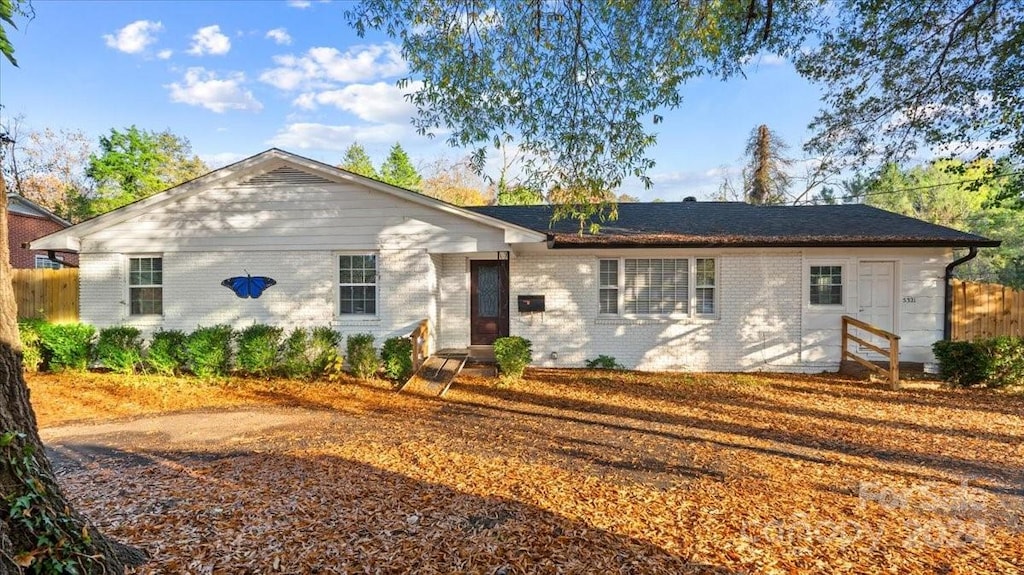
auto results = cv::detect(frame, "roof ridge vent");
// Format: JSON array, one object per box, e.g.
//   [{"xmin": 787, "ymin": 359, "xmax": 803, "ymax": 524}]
[{"xmin": 238, "ymin": 165, "xmax": 335, "ymax": 186}]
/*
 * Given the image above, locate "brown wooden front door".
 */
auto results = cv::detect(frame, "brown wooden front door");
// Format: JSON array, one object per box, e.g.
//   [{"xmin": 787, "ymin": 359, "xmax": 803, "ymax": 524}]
[{"xmin": 470, "ymin": 259, "xmax": 509, "ymax": 345}]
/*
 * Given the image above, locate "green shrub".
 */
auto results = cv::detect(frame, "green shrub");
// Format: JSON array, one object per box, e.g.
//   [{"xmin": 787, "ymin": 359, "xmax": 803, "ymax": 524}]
[
  {"xmin": 494, "ymin": 336, "xmax": 532, "ymax": 380},
  {"xmin": 236, "ymin": 324, "xmax": 284, "ymax": 377},
  {"xmin": 96, "ymin": 326, "xmax": 143, "ymax": 374},
  {"xmin": 933, "ymin": 337, "xmax": 1024, "ymax": 388},
  {"xmin": 185, "ymin": 325, "xmax": 234, "ymax": 378},
  {"xmin": 280, "ymin": 327, "xmax": 313, "ymax": 379},
  {"xmin": 381, "ymin": 336, "xmax": 414, "ymax": 381},
  {"xmin": 346, "ymin": 333, "xmax": 379, "ymax": 380},
  {"xmin": 145, "ymin": 330, "xmax": 188, "ymax": 376},
  {"xmin": 310, "ymin": 326, "xmax": 342, "ymax": 376},
  {"xmin": 17, "ymin": 318, "xmax": 46, "ymax": 372},
  {"xmin": 984, "ymin": 337, "xmax": 1024, "ymax": 388},
  {"xmin": 585, "ymin": 355, "xmax": 624, "ymax": 370},
  {"xmin": 38, "ymin": 322, "xmax": 95, "ymax": 371},
  {"xmin": 933, "ymin": 340, "xmax": 990, "ymax": 387}
]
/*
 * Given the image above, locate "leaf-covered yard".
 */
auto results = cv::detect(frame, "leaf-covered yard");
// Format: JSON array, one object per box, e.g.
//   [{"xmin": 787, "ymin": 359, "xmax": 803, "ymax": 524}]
[{"xmin": 32, "ymin": 370, "xmax": 1024, "ymax": 574}]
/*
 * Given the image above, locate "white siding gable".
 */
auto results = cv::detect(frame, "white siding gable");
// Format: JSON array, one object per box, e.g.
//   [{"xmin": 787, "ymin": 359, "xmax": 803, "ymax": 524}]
[{"xmin": 80, "ymin": 160, "xmax": 511, "ymax": 254}]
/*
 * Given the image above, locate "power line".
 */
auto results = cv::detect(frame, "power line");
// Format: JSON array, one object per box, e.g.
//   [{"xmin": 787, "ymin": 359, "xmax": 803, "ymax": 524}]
[{"xmin": 835, "ymin": 169, "xmax": 1024, "ymax": 201}]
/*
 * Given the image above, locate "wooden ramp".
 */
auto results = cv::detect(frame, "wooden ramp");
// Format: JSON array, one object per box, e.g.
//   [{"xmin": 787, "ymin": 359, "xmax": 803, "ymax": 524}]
[{"xmin": 399, "ymin": 350, "xmax": 470, "ymax": 398}]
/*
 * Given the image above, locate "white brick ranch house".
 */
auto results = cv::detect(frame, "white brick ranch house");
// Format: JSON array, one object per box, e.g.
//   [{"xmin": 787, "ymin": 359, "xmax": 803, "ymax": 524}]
[{"xmin": 31, "ymin": 149, "xmax": 998, "ymax": 372}]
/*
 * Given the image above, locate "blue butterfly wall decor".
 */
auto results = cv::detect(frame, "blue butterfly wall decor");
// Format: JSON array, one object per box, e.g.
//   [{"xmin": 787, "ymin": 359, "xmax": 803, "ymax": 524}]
[{"xmin": 222, "ymin": 273, "xmax": 277, "ymax": 299}]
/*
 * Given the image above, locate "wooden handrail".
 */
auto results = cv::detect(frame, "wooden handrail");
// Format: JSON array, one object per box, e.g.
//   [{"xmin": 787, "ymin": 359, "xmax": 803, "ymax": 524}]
[
  {"xmin": 409, "ymin": 319, "xmax": 431, "ymax": 370},
  {"xmin": 841, "ymin": 315, "xmax": 900, "ymax": 390}
]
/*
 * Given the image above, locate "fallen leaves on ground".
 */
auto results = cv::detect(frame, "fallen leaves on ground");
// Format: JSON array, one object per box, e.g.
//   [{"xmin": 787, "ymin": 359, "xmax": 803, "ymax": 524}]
[{"xmin": 32, "ymin": 370, "xmax": 1024, "ymax": 574}]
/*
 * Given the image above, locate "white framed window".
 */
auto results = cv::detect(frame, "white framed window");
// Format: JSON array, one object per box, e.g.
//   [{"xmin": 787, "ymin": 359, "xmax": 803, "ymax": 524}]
[
  {"xmin": 339, "ymin": 254, "xmax": 377, "ymax": 315},
  {"xmin": 809, "ymin": 265, "xmax": 843, "ymax": 305},
  {"xmin": 34, "ymin": 255, "xmax": 62, "ymax": 269},
  {"xmin": 695, "ymin": 258, "xmax": 716, "ymax": 314},
  {"xmin": 599, "ymin": 257, "xmax": 716, "ymax": 316},
  {"xmin": 128, "ymin": 256, "xmax": 163, "ymax": 315},
  {"xmin": 599, "ymin": 259, "xmax": 619, "ymax": 314}
]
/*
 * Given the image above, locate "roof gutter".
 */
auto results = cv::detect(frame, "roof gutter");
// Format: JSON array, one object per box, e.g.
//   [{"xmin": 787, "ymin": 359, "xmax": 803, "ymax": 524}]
[
  {"xmin": 547, "ymin": 239, "xmax": 1001, "ymax": 249},
  {"xmin": 943, "ymin": 247, "xmax": 979, "ymax": 341}
]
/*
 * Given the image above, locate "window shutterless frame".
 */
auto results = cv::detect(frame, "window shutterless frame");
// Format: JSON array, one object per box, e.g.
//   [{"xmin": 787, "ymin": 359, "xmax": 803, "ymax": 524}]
[
  {"xmin": 338, "ymin": 253, "xmax": 378, "ymax": 315},
  {"xmin": 809, "ymin": 264, "xmax": 844, "ymax": 306},
  {"xmin": 127, "ymin": 255, "xmax": 163, "ymax": 316},
  {"xmin": 598, "ymin": 257, "xmax": 716, "ymax": 317}
]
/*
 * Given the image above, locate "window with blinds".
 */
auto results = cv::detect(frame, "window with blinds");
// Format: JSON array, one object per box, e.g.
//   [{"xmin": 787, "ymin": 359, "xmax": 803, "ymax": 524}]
[{"xmin": 599, "ymin": 257, "xmax": 715, "ymax": 316}]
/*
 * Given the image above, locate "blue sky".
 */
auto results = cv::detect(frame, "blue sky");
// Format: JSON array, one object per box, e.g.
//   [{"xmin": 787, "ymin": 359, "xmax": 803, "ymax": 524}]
[{"xmin": 0, "ymin": 0, "xmax": 827, "ymax": 200}]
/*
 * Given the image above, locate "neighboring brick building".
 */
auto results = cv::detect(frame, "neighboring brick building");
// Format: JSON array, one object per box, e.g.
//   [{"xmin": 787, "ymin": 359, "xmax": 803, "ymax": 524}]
[{"xmin": 7, "ymin": 193, "xmax": 78, "ymax": 268}]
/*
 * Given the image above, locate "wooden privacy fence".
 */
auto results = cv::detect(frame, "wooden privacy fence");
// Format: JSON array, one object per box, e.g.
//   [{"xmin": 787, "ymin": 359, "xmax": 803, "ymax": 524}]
[
  {"xmin": 952, "ymin": 279, "xmax": 1024, "ymax": 341},
  {"xmin": 11, "ymin": 268, "xmax": 79, "ymax": 323}
]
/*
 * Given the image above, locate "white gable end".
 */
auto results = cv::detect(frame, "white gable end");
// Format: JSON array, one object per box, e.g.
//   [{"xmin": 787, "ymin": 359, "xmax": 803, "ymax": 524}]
[{"xmin": 77, "ymin": 161, "xmax": 525, "ymax": 254}]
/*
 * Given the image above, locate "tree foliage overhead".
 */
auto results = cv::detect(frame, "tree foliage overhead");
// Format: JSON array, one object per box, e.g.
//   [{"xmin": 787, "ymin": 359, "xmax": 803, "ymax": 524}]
[
  {"xmin": 347, "ymin": 0, "xmax": 819, "ymax": 227},
  {"xmin": 0, "ymin": 0, "xmax": 32, "ymax": 65},
  {"xmin": 799, "ymin": 1, "xmax": 1023, "ymax": 166},
  {"xmin": 347, "ymin": 1, "xmax": 1020, "ymax": 226},
  {"xmin": 496, "ymin": 181, "xmax": 544, "ymax": 206}
]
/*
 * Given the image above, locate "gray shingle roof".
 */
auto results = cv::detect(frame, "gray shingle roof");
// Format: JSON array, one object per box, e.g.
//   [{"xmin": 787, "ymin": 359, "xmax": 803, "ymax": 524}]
[{"xmin": 468, "ymin": 202, "xmax": 1000, "ymax": 248}]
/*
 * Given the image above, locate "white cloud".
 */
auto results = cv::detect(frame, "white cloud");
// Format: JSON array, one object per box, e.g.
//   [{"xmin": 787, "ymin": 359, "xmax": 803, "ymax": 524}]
[
  {"xmin": 741, "ymin": 52, "xmax": 788, "ymax": 68},
  {"xmin": 188, "ymin": 25, "xmax": 231, "ymax": 56},
  {"xmin": 646, "ymin": 166, "xmax": 742, "ymax": 200},
  {"xmin": 103, "ymin": 20, "xmax": 163, "ymax": 54},
  {"xmin": 267, "ymin": 122, "xmax": 406, "ymax": 150},
  {"xmin": 157, "ymin": 49, "xmax": 173, "ymax": 60},
  {"xmin": 167, "ymin": 68, "xmax": 263, "ymax": 113},
  {"xmin": 203, "ymin": 151, "xmax": 249, "ymax": 168},
  {"xmin": 292, "ymin": 81, "xmax": 421, "ymax": 124},
  {"xmin": 260, "ymin": 43, "xmax": 407, "ymax": 90},
  {"xmin": 286, "ymin": 0, "xmax": 331, "ymax": 7},
  {"xmin": 266, "ymin": 28, "xmax": 292, "ymax": 45}
]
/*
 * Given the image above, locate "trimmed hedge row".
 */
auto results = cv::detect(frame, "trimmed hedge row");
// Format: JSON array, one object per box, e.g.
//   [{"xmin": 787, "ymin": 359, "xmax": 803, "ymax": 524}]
[
  {"xmin": 933, "ymin": 337, "xmax": 1024, "ymax": 388},
  {"xmin": 16, "ymin": 321, "xmax": 417, "ymax": 382}
]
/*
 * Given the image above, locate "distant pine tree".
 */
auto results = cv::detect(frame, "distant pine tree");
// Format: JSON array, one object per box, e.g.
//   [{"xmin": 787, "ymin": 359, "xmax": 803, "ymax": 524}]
[
  {"xmin": 379, "ymin": 143, "xmax": 422, "ymax": 190},
  {"xmin": 339, "ymin": 142, "xmax": 378, "ymax": 179}
]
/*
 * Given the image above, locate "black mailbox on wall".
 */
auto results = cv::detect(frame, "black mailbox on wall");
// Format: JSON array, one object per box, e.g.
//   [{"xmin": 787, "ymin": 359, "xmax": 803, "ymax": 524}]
[{"xmin": 517, "ymin": 295, "xmax": 545, "ymax": 312}]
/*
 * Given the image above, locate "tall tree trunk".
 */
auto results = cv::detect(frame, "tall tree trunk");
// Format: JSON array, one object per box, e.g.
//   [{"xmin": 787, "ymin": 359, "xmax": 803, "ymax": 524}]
[
  {"xmin": 750, "ymin": 124, "xmax": 772, "ymax": 205},
  {"xmin": 0, "ymin": 178, "xmax": 144, "ymax": 572}
]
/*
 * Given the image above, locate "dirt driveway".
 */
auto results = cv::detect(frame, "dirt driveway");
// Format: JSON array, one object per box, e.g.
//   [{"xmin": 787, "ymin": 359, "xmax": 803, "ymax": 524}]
[{"xmin": 42, "ymin": 408, "xmax": 334, "ymax": 471}]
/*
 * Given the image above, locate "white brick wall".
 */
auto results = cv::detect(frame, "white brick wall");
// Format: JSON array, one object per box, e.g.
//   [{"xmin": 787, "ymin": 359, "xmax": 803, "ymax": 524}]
[
  {"xmin": 81, "ymin": 245, "xmax": 948, "ymax": 372},
  {"xmin": 80, "ymin": 249, "xmax": 437, "ymax": 348},
  {"xmin": 436, "ymin": 254, "xmax": 469, "ymax": 350},
  {"xmin": 504, "ymin": 252, "xmax": 804, "ymax": 371},
  {"xmin": 436, "ymin": 248, "xmax": 946, "ymax": 372}
]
